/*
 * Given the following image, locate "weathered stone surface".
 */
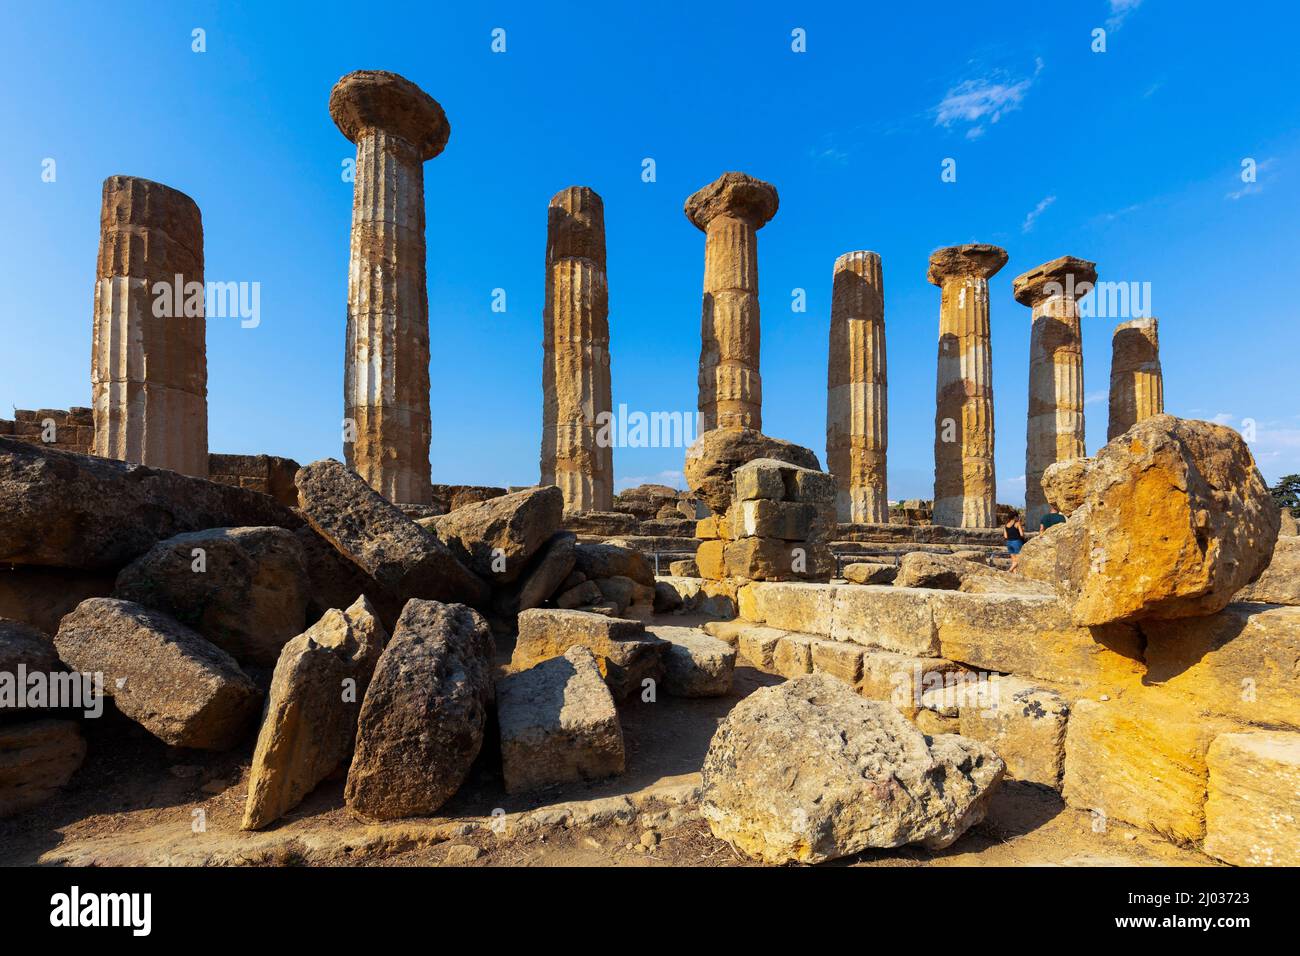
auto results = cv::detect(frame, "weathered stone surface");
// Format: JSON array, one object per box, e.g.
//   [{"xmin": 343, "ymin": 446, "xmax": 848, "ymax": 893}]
[
  {"xmin": 928, "ymin": 243, "xmax": 1007, "ymax": 528},
  {"xmin": 572, "ymin": 542, "xmax": 654, "ymax": 587},
  {"xmin": 695, "ymin": 540, "xmax": 726, "ymax": 580},
  {"xmin": 1108, "ymin": 317, "xmax": 1163, "ymax": 441},
  {"xmin": 653, "ymin": 581, "xmax": 683, "ymax": 613},
  {"xmin": 112, "ymin": 526, "xmax": 309, "ymax": 667},
  {"xmin": 0, "ymin": 720, "xmax": 85, "ymax": 818},
  {"xmin": 91, "ymin": 175, "xmax": 207, "ymax": 476},
  {"xmin": 499, "ymin": 532, "xmax": 577, "ymax": 615},
  {"xmin": 1142, "ymin": 602, "xmax": 1300, "ymax": 729},
  {"xmin": 1234, "ymin": 535, "xmax": 1300, "ymax": 605},
  {"xmin": 1018, "ymin": 415, "xmax": 1280, "ymax": 626},
  {"xmin": 0, "ymin": 567, "xmax": 115, "ymax": 637},
  {"xmin": 1281, "ymin": 509, "xmax": 1299, "ymax": 536},
  {"xmin": 648, "ymin": 626, "xmax": 736, "ymax": 697},
  {"xmin": 431, "ymin": 486, "xmax": 562, "ymax": 584},
  {"xmin": 497, "ymin": 645, "xmax": 624, "ymax": 794},
  {"xmin": 741, "ymin": 581, "xmax": 838, "ymax": 635},
  {"xmin": 957, "ymin": 677, "xmax": 1070, "ymax": 789},
  {"xmin": 773, "ymin": 633, "xmax": 815, "ymax": 679},
  {"xmin": 345, "ymin": 600, "xmax": 494, "ymax": 821},
  {"xmin": 700, "ymin": 675, "xmax": 1004, "ymax": 864},
  {"xmin": 857, "ymin": 650, "xmax": 966, "ymax": 716},
  {"xmin": 512, "ymin": 608, "xmax": 665, "ymax": 700},
  {"xmin": 842, "ymin": 562, "xmax": 897, "ymax": 585},
  {"xmin": 540, "ymin": 187, "xmax": 614, "ymax": 513},
  {"xmin": 0, "ymin": 618, "xmax": 59, "ymax": 683},
  {"xmin": 686, "ymin": 173, "xmax": 778, "ymax": 432},
  {"xmin": 296, "ymin": 459, "xmax": 488, "ymax": 606},
  {"xmin": 827, "ymin": 251, "xmax": 888, "ymax": 523},
  {"xmin": 332, "ymin": 70, "xmax": 448, "ymax": 505},
  {"xmin": 832, "ymin": 586, "xmax": 941, "ymax": 656},
  {"xmin": 556, "ymin": 579, "xmax": 602, "ymax": 609},
  {"xmin": 684, "ymin": 428, "xmax": 820, "ymax": 515},
  {"xmin": 292, "ymin": 525, "xmax": 401, "ymax": 629},
  {"xmin": 810, "ymin": 639, "xmax": 863, "ymax": 685},
  {"xmin": 0, "ymin": 437, "xmax": 299, "ymax": 571},
  {"xmin": 54, "ymin": 598, "xmax": 260, "ymax": 750},
  {"xmin": 734, "ymin": 625, "xmax": 787, "ymax": 670},
  {"xmin": 1204, "ymin": 731, "xmax": 1300, "ymax": 866},
  {"xmin": 894, "ymin": 551, "xmax": 1053, "ymax": 596},
  {"xmin": 1062, "ymin": 695, "xmax": 1238, "ymax": 845},
  {"xmin": 241, "ymin": 596, "xmax": 387, "ymax": 830},
  {"xmin": 1015, "ymin": 256, "xmax": 1094, "ymax": 528},
  {"xmin": 668, "ymin": 558, "xmax": 699, "ymax": 578},
  {"xmin": 1041, "ymin": 457, "xmax": 1092, "ymax": 513}
]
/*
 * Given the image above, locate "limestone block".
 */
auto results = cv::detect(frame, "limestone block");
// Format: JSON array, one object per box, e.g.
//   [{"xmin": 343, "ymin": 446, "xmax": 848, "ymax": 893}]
[
  {"xmin": 649, "ymin": 626, "xmax": 736, "ymax": 697},
  {"xmin": 512, "ymin": 608, "xmax": 665, "ymax": 700},
  {"xmin": 497, "ymin": 645, "xmax": 624, "ymax": 794},
  {"xmin": 957, "ymin": 676, "xmax": 1070, "ymax": 789},
  {"xmin": 1203, "ymin": 731, "xmax": 1300, "ymax": 866}
]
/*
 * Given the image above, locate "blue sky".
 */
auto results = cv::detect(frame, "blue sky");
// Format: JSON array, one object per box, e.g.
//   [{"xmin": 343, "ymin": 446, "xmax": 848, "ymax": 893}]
[{"xmin": 1, "ymin": 0, "xmax": 1297, "ymax": 503}]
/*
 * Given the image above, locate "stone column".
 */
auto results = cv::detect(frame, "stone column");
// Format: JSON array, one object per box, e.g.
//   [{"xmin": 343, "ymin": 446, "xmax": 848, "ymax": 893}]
[
  {"xmin": 1108, "ymin": 316, "xmax": 1163, "ymax": 440},
  {"xmin": 685, "ymin": 172, "xmax": 778, "ymax": 432},
  {"xmin": 540, "ymin": 186, "xmax": 613, "ymax": 512},
  {"xmin": 330, "ymin": 70, "xmax": 449, "ymax": 505},
  {"xmin": 1014, "ymin": 256, "xmax": 1096, "ymax": 528},
  {"xmin": 826, "ymin": 251, "xmax": 888, "ymax": 523},
  {"xmin": 928, "ymin": 244, "xmax": 1008, "ymax": 528},
  {"xmin": 91, "ymin": 175, "xmax": 207, "ymax": 476}
]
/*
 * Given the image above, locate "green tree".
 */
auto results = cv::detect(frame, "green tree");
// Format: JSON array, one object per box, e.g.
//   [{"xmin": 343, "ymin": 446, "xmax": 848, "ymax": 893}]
[{"xmin": 1270, "ymin": 474, "xmax": 1300, "ymax": 516}]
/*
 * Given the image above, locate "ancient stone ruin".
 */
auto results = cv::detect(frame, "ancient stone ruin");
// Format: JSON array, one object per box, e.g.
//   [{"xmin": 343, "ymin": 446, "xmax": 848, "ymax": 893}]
[{"xmin": 2, "ymin": 67, "xmax": 1294, "ymax": 877}]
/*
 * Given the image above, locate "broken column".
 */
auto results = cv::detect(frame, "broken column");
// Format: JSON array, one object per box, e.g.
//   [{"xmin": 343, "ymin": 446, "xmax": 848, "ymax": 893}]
[
  {"xmin": 1108, "ymin": 317, "xmax": 1163, "ymax": 440},
  {"xmin": 330, "ymin": 70, "xmax": 450, "ymax": 505},
  {"xmin": 540, "ymin": 187, "xmax": 613, "ymax": 512},
  {"xmin": 928, "ymin": 244, "xmax": 1008, "ymax": 528},
  {"xmin": 1014, "ymin": 256, "xmax": 1095, "ymax": 528},
  {"xmin": 91, "ymin": 176, "xmax": 208, "ymax": 476},
  {"xmin": 686, "ymin": 172, "xmax": 778, "ymax": 432},
  {"xmin": 826, "ymin": 251, "xmax": 888, "ymax": 523}
]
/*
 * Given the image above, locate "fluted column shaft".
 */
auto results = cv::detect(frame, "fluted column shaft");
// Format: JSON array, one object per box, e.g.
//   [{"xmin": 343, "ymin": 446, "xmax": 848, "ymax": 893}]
[
  {"xmin": 827, "ymin": 251, "xmax": 888, "ymax": 523},
  {"xmin": 1015, "ymin": 256, "xmax": 1095, "ymax": 527},
  {"xmin": 685, "ymin": 172, "xmax": 778, "ymax": 433},
  {"xmin": 700, "ymin": 214, "xmax": 761, "ymax": 431},
  {"xmin": 331, "ymin": 70, "xmax": 448, "ymax": 505},
  {"xmin": 541, "ymin": 186, "xmax": 613, "ymax": 512},
  {"xmin": 1108, "ymin": 317, "xmax": 1163, "ymax": 440},
  {"xmin": 928, "ymin": 244, "xmax": 1007, "ymax": 528},
  {"xmin": 91, "ymin": 175, "xmax": 208, "ymax": 476}
]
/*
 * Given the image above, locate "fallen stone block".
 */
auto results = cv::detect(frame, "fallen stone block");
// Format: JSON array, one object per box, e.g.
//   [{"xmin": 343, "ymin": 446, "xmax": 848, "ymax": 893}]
[
  {"xmin": 685, "ymin": 429, "xmax": 820, "ymax": 515},
  {"xmin": 842, "ymin": 562, "xmax": 896, "ymax": 585},
  {"xmin": 510, "ymin": 532, "xmax": 577, "ymax": 613},
  {"xmin": 1018, "ymin": 415, "xmax": 1279, "ymax": 626},
  {"xmin": 894, "ymin": 551, "xmax": 1052, "ymax": 596},
  {"xmin": 296, "ymin": 459, "xmax": 488, "ymax": 607},
  {"xmin": 430, "ymin": 485, "xmax": 562, "ymax": 584},
  {"xmin": 1234, "ymin": 535, "xmax": 1300, "ymax": 605},
  {"xmin": 572, "ymin": 542, "xmax": 654, "ymax": 587},
  {"xmin": 701, "ymin": 674, "xmax": 1003, "ymax": 864},
  {"xmin": 652, "ymin": 580, "xmax": 683, "ymax": 614},
  {"xmin": 497, "ymin": 645, "xmax": 624, "ymax": 793},
  {"xmin": 0, "ymin": 436, "xmax": 300, "ymax": 570},
  {"xmin": 957, "ymin": 676, "xmax": 1070, "ymax": 789},
  {"xmin": 649, "ymin": 626, "xmax": 736, "ymax": 697},
  {"xmin": 242, "ymin": 596, "xmax": 388, "ymax": 830},
  {"xmin": 512, "ymin": 608, "xmax": 665, "ymax": 700},
  {"xmin": 112, "ymin": 526, "xmax": 310, "ymax": 667},
  {"xmin": 1203, "ymin": 731, "xmax": 1300, "ymax": 866},
  {"xmin": 1062, "ymin": 695, "xmax": 1240, "ymax": 845},
  {"xmin": 1142, "ymin": 602, "xmax": 1300, "ymax": 730},
  {"xmin": 858, "ymin": 650, "xmax": 967, "ymax": 716},
  {"xmin": 0, "ymin": 719, "xmax": 86, "ymax": 818},
  {"xmin": 54, "ymin": 598, "xmax": 260, "ymax": 749},
  {"xmin": 345, "ymin": 599, "xmax": 495, "ymax": 821},
  {"xmin": 773, "ymin": 633, "xmax": 816, "ymax": 679},
  {"xmin": 292, "ymin": 525, "xmax": 401, "ymax": 630}
]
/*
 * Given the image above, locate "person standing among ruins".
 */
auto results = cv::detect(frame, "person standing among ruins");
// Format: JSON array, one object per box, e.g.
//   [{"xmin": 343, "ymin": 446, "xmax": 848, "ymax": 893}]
[
  {"xmin": 1004, "ymin": 512, "xmax": 1026, "ymax": 571},
  {"xmin": 1038, "ymin": 502, "xmax": 1067, "ymax": 532}
]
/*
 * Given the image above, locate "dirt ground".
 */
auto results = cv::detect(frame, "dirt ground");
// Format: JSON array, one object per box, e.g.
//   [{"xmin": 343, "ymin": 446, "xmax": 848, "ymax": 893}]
[{"xmin": 0, "ymin": 618, "xmax": 1218, "ymax": 868}]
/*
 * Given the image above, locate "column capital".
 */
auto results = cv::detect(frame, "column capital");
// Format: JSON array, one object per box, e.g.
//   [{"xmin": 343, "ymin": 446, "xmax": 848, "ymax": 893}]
[
  {"xmin": 926, "ymin": 243, "xmax": 1008, "ymax": 286},
  {"xmin": 684, "ymin": 172, "xmax": 778, "ymax": 231},
  {"xmin": 330, "ymin": 70, "xmax": 450, "ymax": 161},
  {"xmin": 1013, "ymin": 255, "xmax": 1097, "ymax": 306}
]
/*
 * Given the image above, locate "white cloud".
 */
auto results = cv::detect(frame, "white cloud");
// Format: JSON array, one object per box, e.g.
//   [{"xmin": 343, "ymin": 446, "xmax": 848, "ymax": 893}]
[
  {"xmin": 1085, "ymin": 390, "xmax": 1107, "ymax": 406},
  {"xmin": 934, "ymin": 59, "xmax": 1043, "ymax": 139},
  {"xmin": 1106, "ymin": 0, "xmax": 1144, "ymax": 30},
  {"xmin": 1022, "ymin": 195, "xmax": 1057, "ymax": 233}
]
